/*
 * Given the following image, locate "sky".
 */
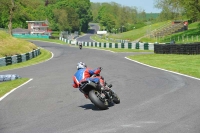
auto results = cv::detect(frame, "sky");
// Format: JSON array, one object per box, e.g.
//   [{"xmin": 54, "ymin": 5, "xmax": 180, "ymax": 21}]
[{"xmin": 90, "ymin": 0, "xmax": 162, "ymax": 13}]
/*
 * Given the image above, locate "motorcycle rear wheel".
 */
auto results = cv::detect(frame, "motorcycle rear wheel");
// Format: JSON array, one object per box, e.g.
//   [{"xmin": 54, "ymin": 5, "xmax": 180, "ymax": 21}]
[{"xmin": 89, "ymin": 90, "xmax": 108, "ymax": 110}]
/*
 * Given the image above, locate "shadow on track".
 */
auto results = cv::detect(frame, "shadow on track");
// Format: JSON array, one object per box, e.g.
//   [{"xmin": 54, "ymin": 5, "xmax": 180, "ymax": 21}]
[
  {"xmin": 79, "ymin": 103, "xmax": 116, "ymax": 111},
  {"xmin": 79, "ymin": 104, "xmax": 100, "ymax": 111}
]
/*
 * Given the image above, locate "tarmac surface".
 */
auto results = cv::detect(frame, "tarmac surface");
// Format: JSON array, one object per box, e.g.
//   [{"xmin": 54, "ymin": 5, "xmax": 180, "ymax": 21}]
[{"xmin": 0, "ymin": 40, "xmax": 200, "ymax": 133}]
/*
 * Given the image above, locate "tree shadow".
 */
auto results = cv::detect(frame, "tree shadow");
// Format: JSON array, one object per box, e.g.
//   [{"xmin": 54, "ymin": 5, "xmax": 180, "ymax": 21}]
[{"xmin": 87, "ymin": 29, "xmax": 96, "ymax": 34}]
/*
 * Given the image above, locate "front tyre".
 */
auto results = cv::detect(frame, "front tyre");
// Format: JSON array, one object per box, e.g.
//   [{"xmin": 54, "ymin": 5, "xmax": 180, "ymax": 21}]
[
  {"xmin": 89, "ymin": 90, "xmax": 108, "ymax": 110},
  {"xmin": 112, "ymin": 93, "xmax": 120, "ymax": 104}
]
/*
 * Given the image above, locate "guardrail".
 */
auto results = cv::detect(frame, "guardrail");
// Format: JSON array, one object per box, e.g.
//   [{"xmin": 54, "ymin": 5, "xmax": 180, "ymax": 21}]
[
  {"xmin": 59, "ymin": 37, "xmax": 154, "ymax": 50},
  {"xmin": 0, "ymin": 48, "xmax": 41, "ymax": 67}
]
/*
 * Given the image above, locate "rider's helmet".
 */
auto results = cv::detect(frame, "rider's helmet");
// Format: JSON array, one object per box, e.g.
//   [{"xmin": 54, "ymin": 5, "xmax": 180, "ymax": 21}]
[{"xmin": 77, "ymin": 62, "xmax": 87, "ymax": 70}]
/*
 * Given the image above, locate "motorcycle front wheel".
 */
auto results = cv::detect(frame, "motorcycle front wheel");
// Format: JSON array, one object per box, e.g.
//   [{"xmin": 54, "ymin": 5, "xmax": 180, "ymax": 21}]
[
  {"xmin": 89, "ymin": 90, "xmax": 108, "ymax": 110},
  {"xmin": 112, "ymin": 93, "xmax": 120, "ymax": 104}
]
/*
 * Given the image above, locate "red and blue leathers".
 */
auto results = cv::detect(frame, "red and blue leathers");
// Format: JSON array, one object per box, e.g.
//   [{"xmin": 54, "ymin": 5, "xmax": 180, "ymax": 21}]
[{"xmin": 72, "ymin": 67, "xmax": 102, "ymax": 88}]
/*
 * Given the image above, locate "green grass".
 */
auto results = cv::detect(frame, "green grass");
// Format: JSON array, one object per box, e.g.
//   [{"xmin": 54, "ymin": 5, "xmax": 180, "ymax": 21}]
[
  {"xmin": 1, "ymin": 20, "xmax": 200, "ymax": 99},
  {"xmin": 90, "ymin": 35, "xmax": 112, "ymax": 43},
  {"xmin": 0, "ymin": 48, "xmax": 52, "ymax": 98},
  {"xmin": 128, "ymin": 54, "xmax": 200, "ymax": 78},
  {"xmin": 107, "ymin": 20, "xmax": 172, "ymax": 41},
  {"xmin": 0, "ymin": 78, "xmax": 29, "ymax": 98},
  {"xmin": 0, "ymin": 32, "xmax": 62, "ymax": 98},
  {"xmin": 0, "ymin": 31, "xmax": 37, "ymax": 57},
  {"xmin": 189, "ymin": 22, "xmax": 200, "ymax": 29},
  {"xmin": 141, "ymin": 22, "xmax": 200, "ymax": 43},
  {"xmin": 0, "ymin": 48, "xmax": 52, "ymax": 72},
  {"xmin": 51, "ymin": 31, "xmax": 60, "ymax": 37},
  {"xmin": 92, "ymin": 21, "xmax": 200, "ymax": 44},
  {"xmin": 24, "ymin": 38, "xmax": 68, "ymax": 45},
  {"xmin": 91, "ymin": 20, "xmax": 172, "ymax": 42},
  {"xmin": 82, "ymin": 45, "xmax": 200, "ymax": 78}
]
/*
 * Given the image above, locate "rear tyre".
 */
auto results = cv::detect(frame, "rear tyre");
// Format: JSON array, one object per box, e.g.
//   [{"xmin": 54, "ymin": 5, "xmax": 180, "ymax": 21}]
[{"xmin": 89, "ymin": 90, "xmax": 108, "ymax": 110}]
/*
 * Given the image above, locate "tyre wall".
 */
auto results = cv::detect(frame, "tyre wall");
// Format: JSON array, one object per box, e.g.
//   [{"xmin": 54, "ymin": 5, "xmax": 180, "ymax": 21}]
[
  {"xmin": 0, "ymin": 48, "xmax": 41, "ymax": 67},
  {"xmin": 154, "ymin": 43, "xmax": 200, "ymax": 54},
  {"xmin": 59, "ymin": 37, "xmax": 154, "ymax": 50}
]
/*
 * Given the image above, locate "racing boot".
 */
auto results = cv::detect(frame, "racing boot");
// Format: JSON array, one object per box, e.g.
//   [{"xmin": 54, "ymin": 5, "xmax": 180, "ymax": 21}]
[
  {"xmin": 103, "ymin": 85, "xmax": 116, "ymax": 97},
  {"xmin": 104, "ymin": 81, "xmax": 112, "ymax": 88},
  {"xmin": 100, "ymin": 81, "xmax": 113, "ymax": 93},
  {"xmin": 107, "ymin": 84, "xmax": 112, "ymax": 88},
  {"xmin": 105, "ymin": 83, "xmax": 115, "ymax": 95}
]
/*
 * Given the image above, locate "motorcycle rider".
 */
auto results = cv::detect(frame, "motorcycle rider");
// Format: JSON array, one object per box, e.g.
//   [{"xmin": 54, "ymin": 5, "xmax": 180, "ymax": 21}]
[
  {"xmin": 72, "ymin": 62, "xmax": 112, "ymax": 99},
  {"xmin": 78, "ymin": 42, "xmax": 82, "ymax": 48}
]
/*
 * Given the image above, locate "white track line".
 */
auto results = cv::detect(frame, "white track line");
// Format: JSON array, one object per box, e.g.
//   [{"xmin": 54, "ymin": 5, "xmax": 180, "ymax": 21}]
[
  {"xmin": 0, "ymin": 49, "xmax": 54, "ymax": 101},
  {"xmin": 125, "ymin": 57, "xmax": 200, "ymax": 81},
  {"xmin": 0, "ymin": 78, "xmax": 33, "ymax": 101}
]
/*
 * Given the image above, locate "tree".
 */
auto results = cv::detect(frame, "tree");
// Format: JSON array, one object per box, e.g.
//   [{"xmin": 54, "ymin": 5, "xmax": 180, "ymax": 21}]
[
  {"xmin": 0, "ymin": 0, "xmax": 93, "ymax": 33},
  {"xmin": 13, "ymin": 0, "xmax": 45, "ymax": 28},
  {"xmin": 154, "ymin": 0, "xmax": 200, "ymax": 21},
  {"xmin": 179, "ymin": 0, "xmax": 200, "ymax": 21},
  {"xmin": 91, "ymin": 2, "xmax": 152, "ymax": 32},
  {"xmin": 49, "ymin": 0, "xmax": 92, "ymax": 32},
  {"xmin": 0, "ymin": 0, "xmax": 15, "ymax": 35},
  {"xmin": 0, "ymin": 0, "xmax": 46, "ymax": 31}
]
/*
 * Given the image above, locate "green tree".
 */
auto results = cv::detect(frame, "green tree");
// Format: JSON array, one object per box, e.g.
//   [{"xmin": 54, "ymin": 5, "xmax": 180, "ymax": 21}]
[
  {"xmin": 52, "ymin": 7, "xmax": 79, "ymax": 32},
  {"xmin": 0, "ymin": 0, "xmax": 15, "ymax": 35},
  {"xmin": 154, "ymin": 0, "xmax": 200, "ymax": 21},
  {"xmin": 0, "ymin": 0, "xmax": 93, "ymax": 33},
  {"xmin": 179, "ymin": 0, "xmax": 200, "ymax": 21},
  {"xmin": 48, "ymin": 0, "xmax": 92, "ymax": 32},
  {"xmin": 91, "ymin": 2, "xmax": 153, "ymax": 32},
  {"xmin": 91, "ymin": 2, "xmax": 101, "ymax": 22},
  {"xmin": 0, "ymin": 0, "xmax": 46, "ymax": 31},
  {"xmin": 13, "ymin": 0, "xmax": 45, "ymax": 28}
]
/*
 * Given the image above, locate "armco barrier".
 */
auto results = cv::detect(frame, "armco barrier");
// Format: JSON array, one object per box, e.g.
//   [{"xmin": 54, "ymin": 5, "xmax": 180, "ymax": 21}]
[
  {"xmin": 0, "ymin": 48, "xmax": 41, "ymax": 67},
  {"xmin": 59, "ymin": 37, "xmax": 154, "ymax": 50}
]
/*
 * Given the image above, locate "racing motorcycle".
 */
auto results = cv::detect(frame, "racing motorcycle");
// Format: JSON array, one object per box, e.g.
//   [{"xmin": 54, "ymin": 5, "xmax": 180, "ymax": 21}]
[
  {"xmin": 79, "ymin": 43, "xmax": 82, "ymax": 49},
  {"xmin": 79, "ymin": 74, "xmax": 120, "ymax": 110}
]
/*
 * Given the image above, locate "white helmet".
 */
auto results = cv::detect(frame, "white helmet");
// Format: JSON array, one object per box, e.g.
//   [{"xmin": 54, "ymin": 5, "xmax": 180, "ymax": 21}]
[{"xmin": 77, "ymin": 62, "xmax": 87, "ymax": 70}]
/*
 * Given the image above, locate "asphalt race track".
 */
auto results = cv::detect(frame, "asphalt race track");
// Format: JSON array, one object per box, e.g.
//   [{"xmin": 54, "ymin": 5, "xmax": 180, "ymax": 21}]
[{"xmin": 1, "ymin": 40, "xmax": 200, "ymax": 133}]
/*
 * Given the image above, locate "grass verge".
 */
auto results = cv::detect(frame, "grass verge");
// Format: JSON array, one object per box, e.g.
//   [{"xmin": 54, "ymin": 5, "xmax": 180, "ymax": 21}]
[
  {"xmin": 84, "ymin": 45, "xmax": 200, "ymax": 79},
  {"xmin": 0, "ymin": 48, "xmax": 52, "ymax": 98},
  {"xmin": 0, "ymin": 48, "xmax": 52, "ymax": 72},
  {"xmin": 128, "ymin": 54, "xmax": 200, "ymax": 78},
  {"xmin": 0, "ymin": 78, "xmax": 29, "ymax": 98},
  {"xmin": 26, "ymin": 38, "xmax": 68, "ymax": 45}
]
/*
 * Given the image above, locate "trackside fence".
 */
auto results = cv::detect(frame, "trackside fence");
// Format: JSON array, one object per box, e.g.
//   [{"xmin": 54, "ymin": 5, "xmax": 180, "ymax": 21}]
[
  {"xmin": 154, "ymin": 43, "xmax": 200, "ymax": 54},
  {"xmin": 59, "ymin": 37, "xmax": 154, "ymax": 50}
]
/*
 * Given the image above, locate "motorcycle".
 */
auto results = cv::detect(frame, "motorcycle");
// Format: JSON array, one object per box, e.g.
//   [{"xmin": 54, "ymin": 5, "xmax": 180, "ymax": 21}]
[
  {"xmin": 79, "ymin": 74, "xmax": 120, "ymax": 110},
  {"xmin": 79, "ymin": 43, "xmax": 82, "ymax": 49}
]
